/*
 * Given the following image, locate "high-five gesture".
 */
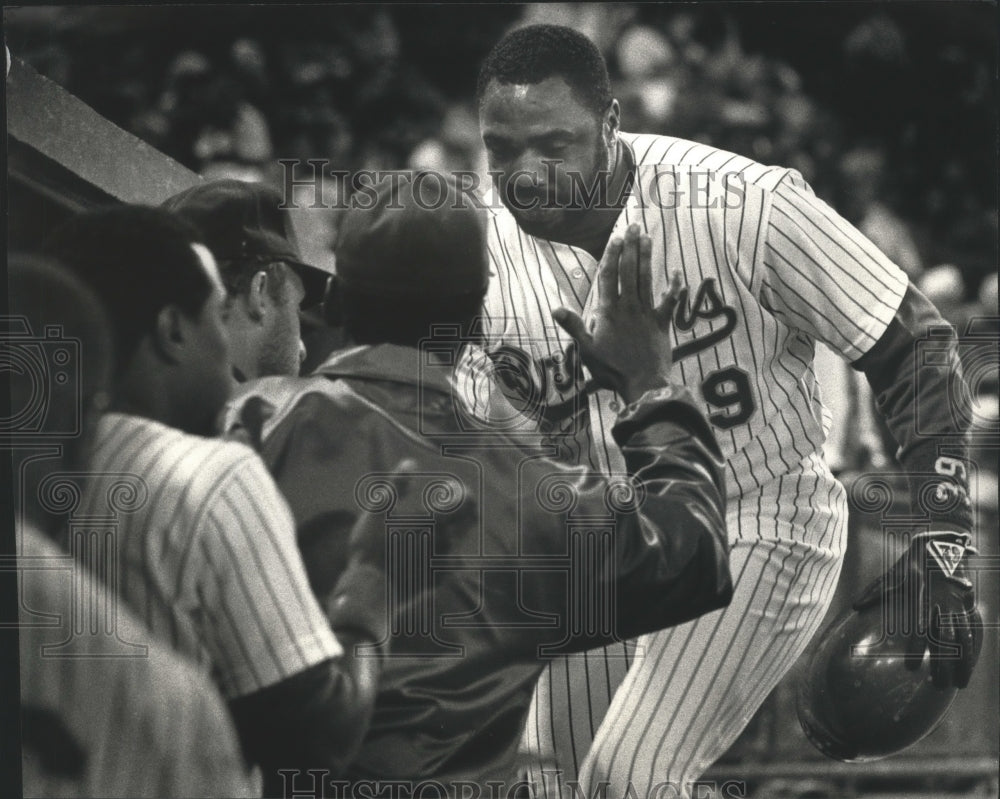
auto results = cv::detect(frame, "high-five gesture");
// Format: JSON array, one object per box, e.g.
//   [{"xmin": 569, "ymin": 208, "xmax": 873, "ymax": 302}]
[{"xmin": 553, "ymin": 223, "xmax": 682, "ymax": 404}]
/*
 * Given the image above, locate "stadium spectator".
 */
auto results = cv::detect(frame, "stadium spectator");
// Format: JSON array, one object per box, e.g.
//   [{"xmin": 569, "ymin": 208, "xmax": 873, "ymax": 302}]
[
  {"xmin": 837, "ymin": 146, "xmax": 923, "ymax": 280},
  {"xmin": 918, "ymin": 263, "xmax": 967, "ymax": 327},
  {"xmin": 7, "ymin": 6, "xmax": 991, "ymax": 304}
]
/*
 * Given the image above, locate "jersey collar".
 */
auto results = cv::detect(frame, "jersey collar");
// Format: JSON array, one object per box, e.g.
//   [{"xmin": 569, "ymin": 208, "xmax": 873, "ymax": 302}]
[{"xmin": 314, "ymin": 343, "xmax": 454, "ymax": 396}]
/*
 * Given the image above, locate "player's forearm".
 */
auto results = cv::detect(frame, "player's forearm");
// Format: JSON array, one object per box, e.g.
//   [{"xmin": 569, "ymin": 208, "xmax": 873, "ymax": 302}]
[
  {"xmin": 852, "ymin": 283, "xmax": 973, "ymax": 533},
  {"xmin": 229, "ymin": 562, "xmax": 388, "ymax": 797},
  {"xmin": 607, "ymin": 385, "xmax": 733, "ymax": 637},
  {"xmin": 510, "ymin": 385, "xmax": 730, "ymax": 655},
  {"xmin": 229, "ymin": 626, "xmax": 383, "ymax": 798},
  {"xmin": 228, "ymin": 649, "xmax": 381, "ymax": 798},
  {"xmin": 611, "ymin": 384, "xmax": 727, "ymax": 487}
]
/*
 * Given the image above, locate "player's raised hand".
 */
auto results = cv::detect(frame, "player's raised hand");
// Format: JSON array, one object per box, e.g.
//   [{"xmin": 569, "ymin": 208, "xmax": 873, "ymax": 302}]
[{"xmin": 553, "ymin": 223, "xmax": 682, "ymax": 404}]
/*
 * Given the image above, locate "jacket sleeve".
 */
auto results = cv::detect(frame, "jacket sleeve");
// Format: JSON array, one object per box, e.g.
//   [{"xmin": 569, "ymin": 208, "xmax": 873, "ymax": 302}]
[
  {"xmin": 517, "ymin": 383, "xmax": 732, "ymax": 655},
  {"xmin": 850, "ymin": 282, "xmax": 973, "ymax": 534},
  {"xmin": 609, "ymin": 384, "xmax": 733, "ymax": 635}
]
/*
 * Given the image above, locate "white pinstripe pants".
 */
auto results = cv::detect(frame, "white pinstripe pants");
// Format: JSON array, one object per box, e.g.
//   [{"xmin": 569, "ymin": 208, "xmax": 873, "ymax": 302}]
[{"xmin": 523, "ymin": 466, "xmax": 848, "ymax": 799}]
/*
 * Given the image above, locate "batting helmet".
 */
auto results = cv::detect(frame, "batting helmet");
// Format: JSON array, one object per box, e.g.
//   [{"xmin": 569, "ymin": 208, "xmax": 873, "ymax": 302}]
[{"xmin": 795, "ymin": 601, "xmax": 959, "ymax": 762}]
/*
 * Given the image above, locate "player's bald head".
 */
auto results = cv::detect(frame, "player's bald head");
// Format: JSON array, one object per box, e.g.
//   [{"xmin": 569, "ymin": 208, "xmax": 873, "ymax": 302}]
[{"xmin": 477, "ymin": 24, "xmax": 612, "ymax": 119}]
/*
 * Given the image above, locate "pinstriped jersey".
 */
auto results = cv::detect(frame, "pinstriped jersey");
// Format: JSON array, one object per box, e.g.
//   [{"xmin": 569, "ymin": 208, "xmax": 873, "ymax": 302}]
[
  {"xmin": 476, "ymin": 132, "xmax": 908, "ymax": 513},
  {"xmin": 78, "ymin": 412, "xmax": 341, "ymax": 698},
  {"xmin": 18, "ymin": 525, "xmax": 258, "ymax": 798}
]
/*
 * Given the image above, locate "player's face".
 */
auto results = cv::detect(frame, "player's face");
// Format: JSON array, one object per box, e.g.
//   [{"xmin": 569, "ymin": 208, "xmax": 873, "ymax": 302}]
[
  {"xmin": 257, "ymin": 266, "xmax": 307, "ymax": 377},
  {"xmin": 480, "ymin": 76, "xmax": 611, "ymax": 239}
]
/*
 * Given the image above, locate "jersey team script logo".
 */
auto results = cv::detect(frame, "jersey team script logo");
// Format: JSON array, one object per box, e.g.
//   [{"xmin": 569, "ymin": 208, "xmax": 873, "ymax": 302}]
[{"xmin": 489, "ymin": 277, "xmax": 757, "ymax": 432}]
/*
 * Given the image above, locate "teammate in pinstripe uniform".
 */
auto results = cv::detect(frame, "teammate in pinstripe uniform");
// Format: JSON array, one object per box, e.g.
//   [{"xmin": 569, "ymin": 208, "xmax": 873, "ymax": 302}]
[
  {"xmin": 471, "ymin": 25, "xmax": 981, "ymax": 798},
  {"xmin": 19, "ymin": 525, "xmax": 258, "ymax": 799},
  {"xmin": 10, "ymin": 256, "xmax": 255, "ymax": 798},
  {"xmin": 44, "ymin": 207, "xmax": 397, "ymax": 797}
]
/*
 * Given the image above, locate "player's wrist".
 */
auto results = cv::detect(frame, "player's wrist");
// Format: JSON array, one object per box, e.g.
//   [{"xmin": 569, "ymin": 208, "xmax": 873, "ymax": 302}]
[
  {"xmin": 620, "ymin": 374, "xmax": 671, "ymax": 405},
  {"xmin": 916, "ymin": 531, "xmax": 978, "ymax": 586},
  {"xmin": 613, "ymin": 382, "xmax": 715, "ymax": 451},
  {"xmin": 919, "ymin": 529, "xmax": 972, "ymax": 543},
  {"xmin": 621, "ymin": 382, "xmax": 681, "ymax": 412}
]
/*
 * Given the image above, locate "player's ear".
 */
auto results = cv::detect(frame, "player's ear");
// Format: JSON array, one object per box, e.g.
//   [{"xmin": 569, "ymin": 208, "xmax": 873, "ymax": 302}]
[
  {"xmin": 603, "ymin": 100, "xmax": 621, "ymax": 148},
  {"xmin": 152, "ymin": 304, "xmax": 187, "ymax": 364},
  {"xmin": 245, "ymin": 270, "xmax": 269, "ymax": 321}
]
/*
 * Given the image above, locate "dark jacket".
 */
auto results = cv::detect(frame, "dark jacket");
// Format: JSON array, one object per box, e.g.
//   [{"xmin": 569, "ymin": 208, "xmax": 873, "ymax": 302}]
[{"xmin": 225, "ymin": 343, "xmax": 731, "ymax": 787}]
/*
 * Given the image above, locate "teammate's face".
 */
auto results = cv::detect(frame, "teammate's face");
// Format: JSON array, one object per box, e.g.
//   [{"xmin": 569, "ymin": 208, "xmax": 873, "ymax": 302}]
[
  {"xmin": 480, "ymin": 76, "xmax": 612, "ymax": 239},
  {"xmin": 257, "ymin": 266, "xmax": 306, "ymax": 377}
]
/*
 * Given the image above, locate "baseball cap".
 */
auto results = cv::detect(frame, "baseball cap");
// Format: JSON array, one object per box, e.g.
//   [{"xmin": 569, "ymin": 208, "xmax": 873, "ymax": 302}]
[
  {"xmin": 162, "ymin": 179, "xmax": 331, "ymax": 304},
  {"xmin": 334, "ymin": 171, "xmax": 489, "ymax": 298}
]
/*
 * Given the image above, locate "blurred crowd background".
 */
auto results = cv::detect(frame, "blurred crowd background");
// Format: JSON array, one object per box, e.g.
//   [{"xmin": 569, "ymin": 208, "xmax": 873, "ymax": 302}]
[
  {"xmin": 5, "ymin": 3, "xmax": 997, "ymax": 322},
  {"xmin": 7, "ymin": 0, "xmax": 997, "ymax": 498},
  {"xmin": 5, "ymin": 4, "xmax": 998, "ymax": 796}
]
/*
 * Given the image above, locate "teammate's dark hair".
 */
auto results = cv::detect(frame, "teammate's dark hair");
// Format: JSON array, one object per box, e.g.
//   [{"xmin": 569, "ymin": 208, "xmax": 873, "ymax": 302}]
[
  {"xmin": 7, "ymin": 255, "xmax": 114, "ymax": 476},
  {"xmin": 45, "ymin": 206, "xmax": 212, "ymax": 375},
  {"xmin": 476, "ymin": 24, "xmax": 612, "ymax": 116},
  {"xmin": 336, "ymin": 286, "xmax": 484, "ymax": 348}
]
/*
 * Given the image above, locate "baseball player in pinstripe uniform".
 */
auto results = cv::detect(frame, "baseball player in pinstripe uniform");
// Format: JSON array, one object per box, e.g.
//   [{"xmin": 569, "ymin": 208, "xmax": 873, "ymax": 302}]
[
  {"xmin": 10, "ymin": 256, "xmax": 256, "ymax": 798},
  {"xmin": 19, "ymin": 525, "xmax": 258, "ymax": 799},
  {"xmin": 44, "ymin": 206, "xmax": 397, "ymax": 797},
  {"xmin": 471, "ymin": 25, "xmax": 981, "ymax": 798}
]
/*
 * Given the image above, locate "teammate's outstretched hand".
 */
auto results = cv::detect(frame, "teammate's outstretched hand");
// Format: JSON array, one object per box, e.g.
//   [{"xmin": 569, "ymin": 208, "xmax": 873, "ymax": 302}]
[{"xmin": 553, "ymin": 223, "xmax": 682, "ymax": 404}]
